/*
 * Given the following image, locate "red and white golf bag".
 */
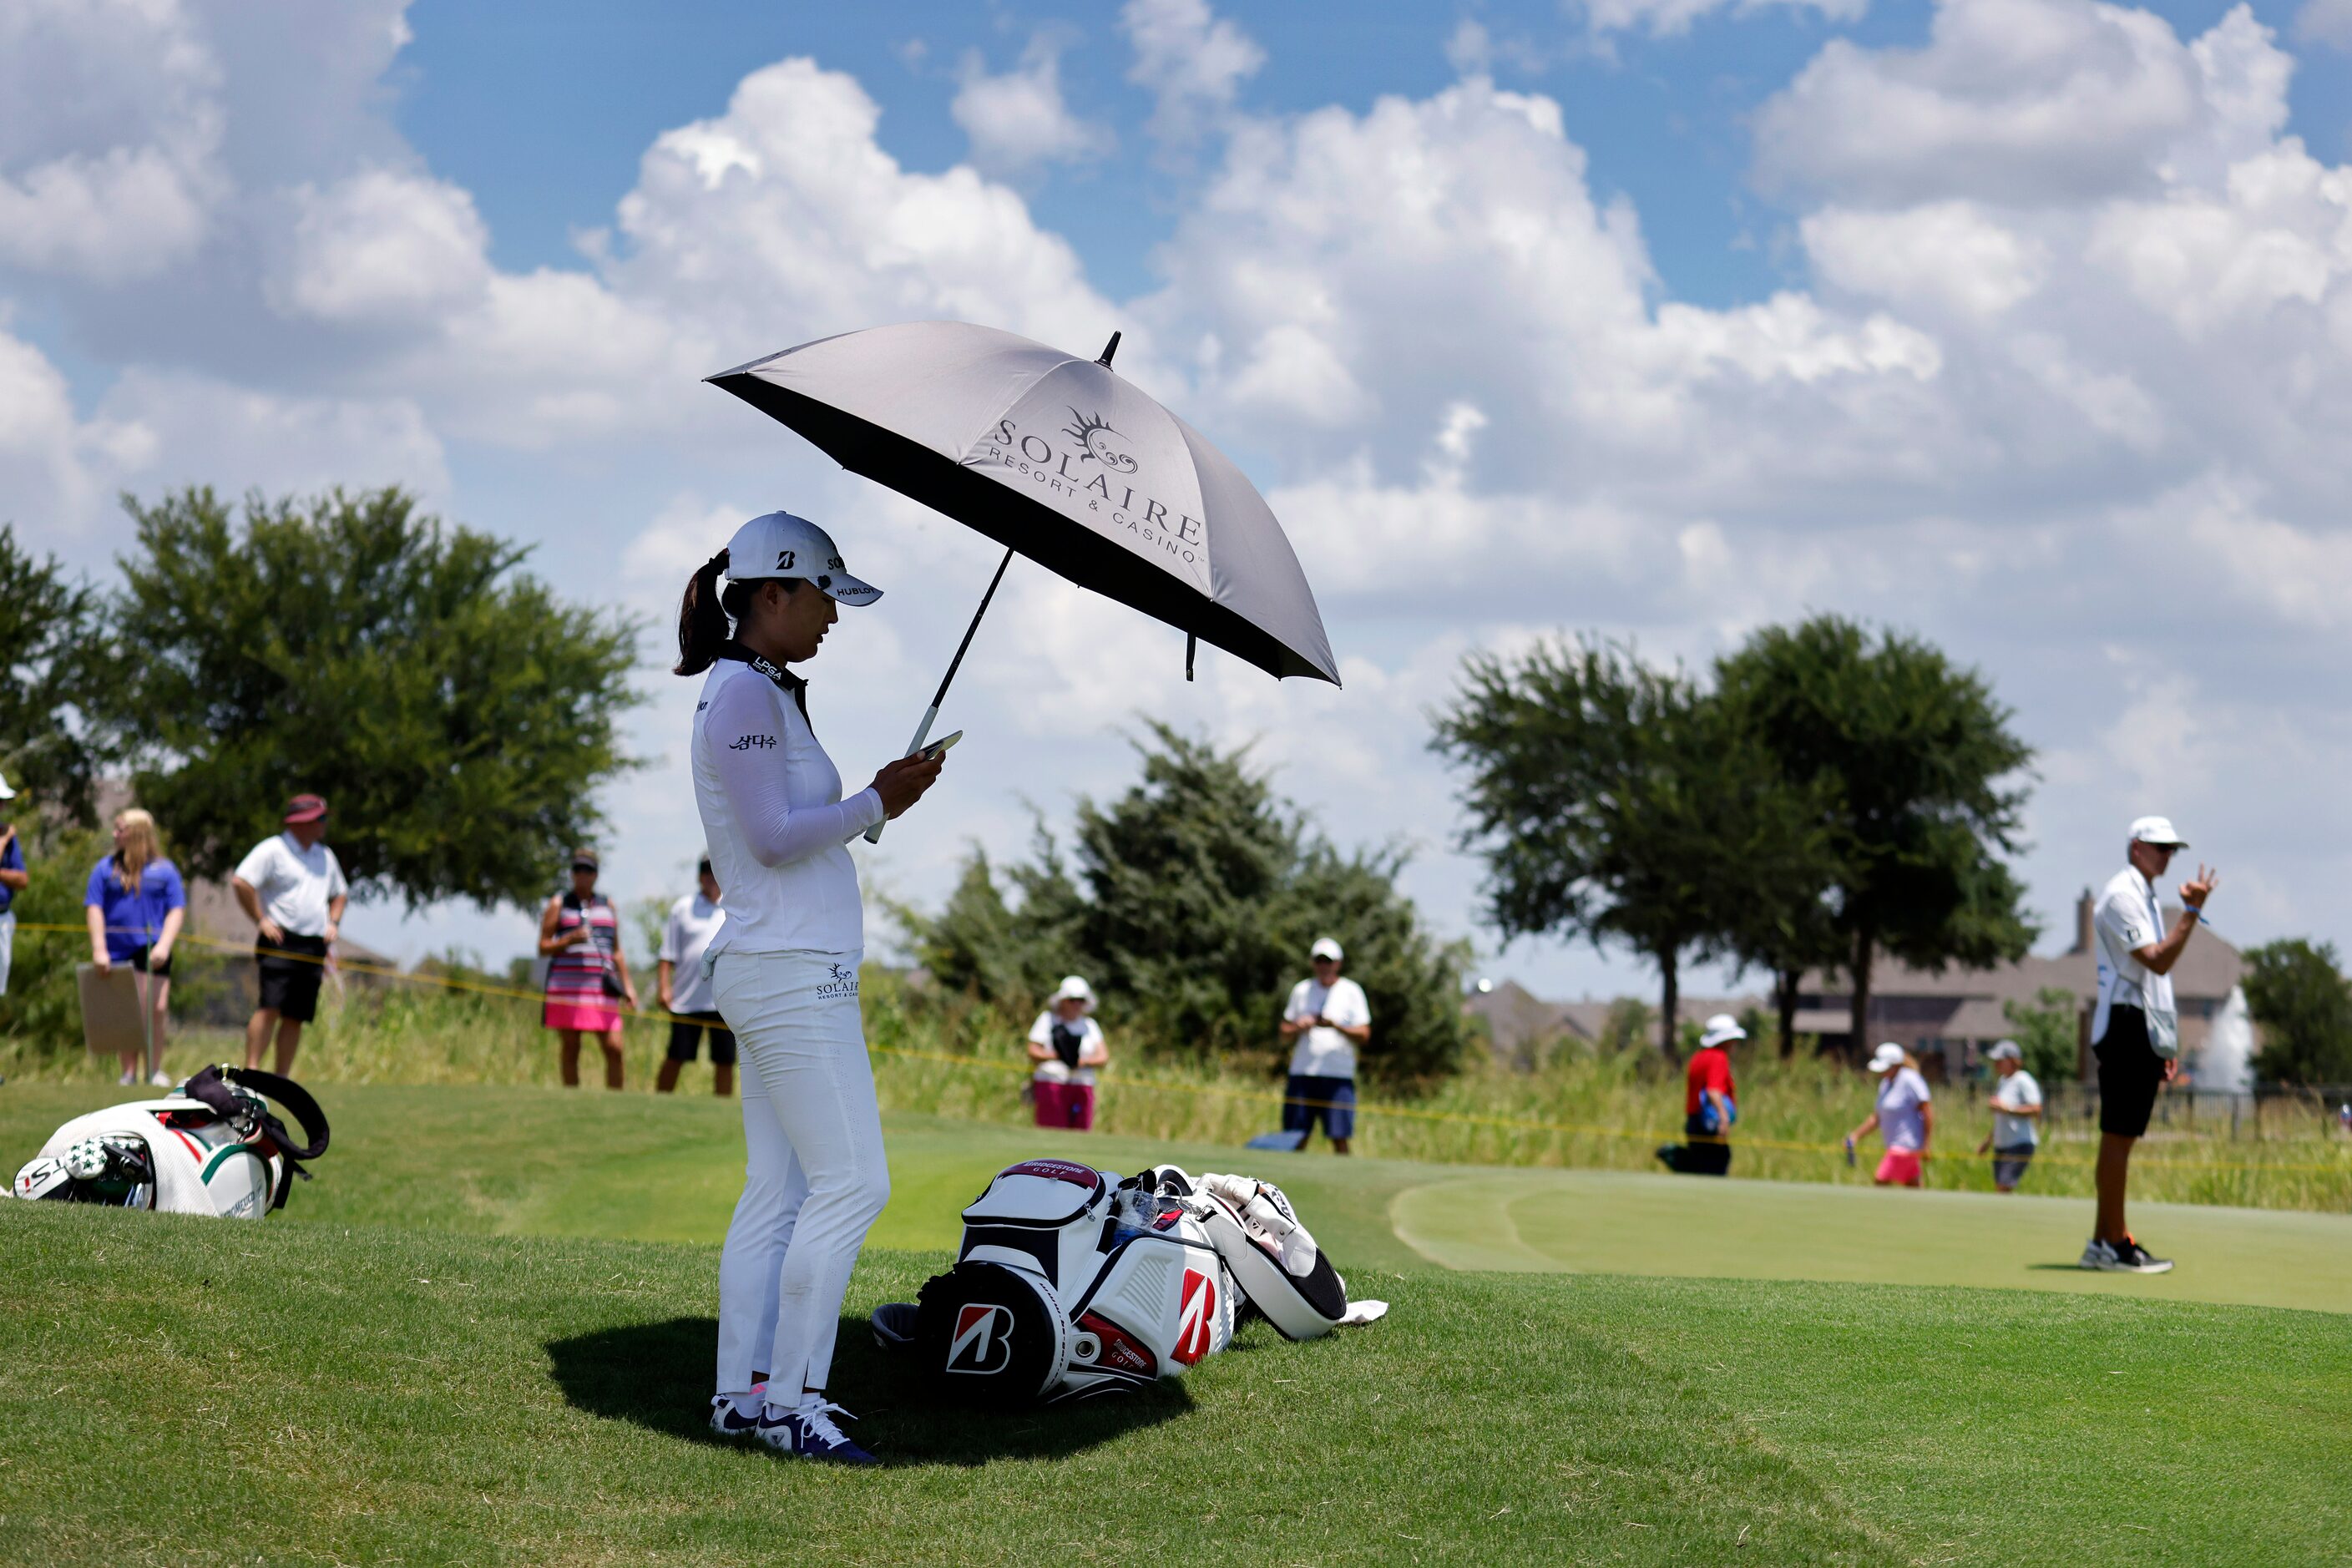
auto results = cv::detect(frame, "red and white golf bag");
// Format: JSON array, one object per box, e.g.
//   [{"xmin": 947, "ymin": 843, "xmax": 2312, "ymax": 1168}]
[
  {"xmin": 9, "ymin": 1066, "xmax": 329, "ymax": 1220},
  {"xmin": 873, "ymin": 1157, "xmax": 1387, "ymax": 1405}
]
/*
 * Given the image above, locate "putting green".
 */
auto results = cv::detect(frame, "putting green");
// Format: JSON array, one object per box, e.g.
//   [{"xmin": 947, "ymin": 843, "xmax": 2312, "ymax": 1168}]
[{"xmin": 1391, "ymin": 1168, "xmax": 2352, "ymax": 1313}]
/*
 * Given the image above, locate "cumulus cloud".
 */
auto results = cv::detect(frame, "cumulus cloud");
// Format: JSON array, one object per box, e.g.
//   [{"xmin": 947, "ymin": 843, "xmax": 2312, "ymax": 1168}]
[
  {"xmin": 1577, "ymin": 0, "xmax": 1868, "ymax": 39},
  {"xmin": 1121, "ymin": 0, "xmax": 1264, "ymax": 145},
  {"xmin": 0, "ymin": 0, "xmax": 225, "ymax": 281},
  {"xmin": 950, "ymin": 35, "xmax": 1105, "ymax": 174},
  {"xmin": 2299, "ymin": 0, "xmax": 2352, "ymax": 49},
  {"xmin": 1753, "ymin": 0, "xmax": 2274, "ymax": 206}
]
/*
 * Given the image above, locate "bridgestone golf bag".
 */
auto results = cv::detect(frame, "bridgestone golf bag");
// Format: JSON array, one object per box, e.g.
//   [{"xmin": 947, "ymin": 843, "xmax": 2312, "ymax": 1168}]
[
  {"xmin": 872, "ymin": 1157, "xmax": 1386, "ymax": 1406},
  {"xmin": 10, "ymin": 1065, "xmax": 329, "ymax": 1219}
]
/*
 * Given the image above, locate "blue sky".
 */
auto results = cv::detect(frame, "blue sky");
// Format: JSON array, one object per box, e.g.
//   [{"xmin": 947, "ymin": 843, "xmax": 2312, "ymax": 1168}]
[{"xmin": 11, "ymin": 0, "xmax": 2352, "ymax": 1011}]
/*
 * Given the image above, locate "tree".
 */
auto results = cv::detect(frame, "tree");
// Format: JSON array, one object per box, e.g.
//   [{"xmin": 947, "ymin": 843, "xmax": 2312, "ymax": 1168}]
[
  {"xmin": 1432, "ymin": 636, "xmax": 1815, "ymax": 1062},
  {"xmin": 2241, "ymin": 938, "xmax": 2352, "ymax": 1085},
  {"xmin": 1714, "ymin": 616, "xmax": 2036, "ymax": 1060},
  {"xmin": 903, "ymin": 724, "xmax": 1470, "ymax": 1087},
  {"xmin": 87, "ymin": 487, "xmax": 643, "ymax": 908},
  {"xmin": 2000, "ymin": 985, "xmax": 2081, "ymax": 1084},
  {"xmin": 0, "ymin": 524, "xmax": 105, "ymax": 823}
]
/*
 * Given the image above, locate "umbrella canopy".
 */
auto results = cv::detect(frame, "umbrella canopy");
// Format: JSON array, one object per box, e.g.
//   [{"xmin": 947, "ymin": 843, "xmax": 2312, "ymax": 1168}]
[{"xmin": 707, "ymin": 321, "xmax": 1338, "ymax": 685}]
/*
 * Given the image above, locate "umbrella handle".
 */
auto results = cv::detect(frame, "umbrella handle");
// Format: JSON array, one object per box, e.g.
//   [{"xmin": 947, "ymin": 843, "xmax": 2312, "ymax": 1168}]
[{"xmin": 862, "ymin": 707, "xmax": 939, "ymax": 844}]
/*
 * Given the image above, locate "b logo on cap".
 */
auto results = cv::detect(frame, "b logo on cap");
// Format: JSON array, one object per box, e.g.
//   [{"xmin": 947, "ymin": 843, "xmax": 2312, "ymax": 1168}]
[{"xmin": 946, "ymin": 1303, "xmax": 1014, "ymax": 1373}]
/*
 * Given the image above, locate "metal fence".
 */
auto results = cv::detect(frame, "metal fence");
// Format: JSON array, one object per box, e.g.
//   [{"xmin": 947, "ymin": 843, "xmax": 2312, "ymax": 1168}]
[{"xmin": 1948, "ymin": 1075, "xmax": 2352, "ymax": 1141}]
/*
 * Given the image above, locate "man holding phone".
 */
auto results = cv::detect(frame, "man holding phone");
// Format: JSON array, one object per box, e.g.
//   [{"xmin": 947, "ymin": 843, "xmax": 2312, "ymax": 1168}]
[
  {"xmin": 2083, "ymin": 816, "xmax": 2218, "ymax": 1273},
  {"xmin": 1279, "ymin": 936, "xmax": 1372, "ymax": 1154}
]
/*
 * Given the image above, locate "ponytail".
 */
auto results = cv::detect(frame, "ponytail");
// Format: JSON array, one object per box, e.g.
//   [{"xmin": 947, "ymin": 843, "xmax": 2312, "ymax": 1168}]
[{"xmin": 675, "ymin": 550, "xmax": 731, "ymax": 675}]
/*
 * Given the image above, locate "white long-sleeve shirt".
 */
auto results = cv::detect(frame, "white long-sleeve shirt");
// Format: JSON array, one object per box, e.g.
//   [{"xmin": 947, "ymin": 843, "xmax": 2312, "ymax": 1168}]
[{"xmin": 690, "ymin": 647, "xmax": 883, "ymax": 958}]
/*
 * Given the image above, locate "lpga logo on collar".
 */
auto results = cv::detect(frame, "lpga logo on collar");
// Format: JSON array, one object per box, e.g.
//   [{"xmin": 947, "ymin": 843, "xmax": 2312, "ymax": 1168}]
[{"xmin": 815, "ymin": 961, "xmax": 859, "ymax": 1001}]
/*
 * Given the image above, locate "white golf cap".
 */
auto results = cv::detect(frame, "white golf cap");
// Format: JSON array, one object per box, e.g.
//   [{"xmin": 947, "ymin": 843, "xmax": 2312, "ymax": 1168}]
[
  {"xmin": 1310, "ymin": 936, "xmax": 1343, "ymax": 962},
  {"xmin": 1698, "ymin": 1014, "xmax": 1745, "ymax": 1049},
  {"xmin": 1051, "ymin": 974, "xmax": 1095, "ymax": 1008},
  {"xmin": 1987, "ymin": 1039, "xmax": 2022, "ymax": 1062},
  {"xmin": 724, "ymin": 510, "xmax": 881, "ymax": 606},
  {"xmin": 0, "ymin": 770, "xmax": 13, "ymax": 800},
  {"xmin": 2128, "ymin": 815, "xmax": 2188, "ymax": 848},
  {"xmin": 1867, "ymin": 1041, "xmax": 1906, "ymax": 1074}
]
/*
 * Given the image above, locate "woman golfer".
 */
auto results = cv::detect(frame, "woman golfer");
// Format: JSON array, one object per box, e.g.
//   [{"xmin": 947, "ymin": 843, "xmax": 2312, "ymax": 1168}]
[{"xmin": 678, "ymin": 510, "xmax": 943, "ymax": 1464}]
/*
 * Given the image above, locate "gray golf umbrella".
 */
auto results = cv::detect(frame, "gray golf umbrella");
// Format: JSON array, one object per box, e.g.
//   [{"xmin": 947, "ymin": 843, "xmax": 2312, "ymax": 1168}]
[{"xmin": 710, "ymin": 321, "xmax": 1340, "ymax": 838}]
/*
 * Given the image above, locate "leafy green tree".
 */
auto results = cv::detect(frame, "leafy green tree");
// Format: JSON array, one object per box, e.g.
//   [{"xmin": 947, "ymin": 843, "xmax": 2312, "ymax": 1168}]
[
  {"xmin": 903, "ymin": 725, "xmax": 1469, "ymax": 1088},
  {"xmin": 87, "ymin": 487, "xmax": 643, "ymax": 908},
  {"xmin": 1432, "ymin": 636, "xmax": 1814, "ymax": 1061},
  {"xmin": 0, "ymin": 524, "xmax": 104, "ymax": 823},
  {"xmin": 898, "ymin": 833, "xmax": 1090, "ymax": 1012},
  {"xmin": 2000, "ymin": 985, "xmax": 2081, "ymax": 1084},
  {"xmin": 1713, "ymin": 616, "xmax": 2036, "ymax": 1060},
  {"xmin": 2241, "ymin": 938, "xmax": 2352, "ymax": 1085}
]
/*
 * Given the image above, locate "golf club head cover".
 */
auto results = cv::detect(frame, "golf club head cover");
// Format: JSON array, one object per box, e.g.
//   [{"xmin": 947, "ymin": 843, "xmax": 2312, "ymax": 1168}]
[{"xmin": 1201, "ymin": 1172, "xmax": 1318, "ymax": 1275}]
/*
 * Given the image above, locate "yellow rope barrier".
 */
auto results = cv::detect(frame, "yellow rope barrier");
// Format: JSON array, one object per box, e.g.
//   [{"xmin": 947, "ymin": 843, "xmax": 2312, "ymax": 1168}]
[{"xmin": 18, "ymin": 921, "xmax": 2350, "ymax": 1178}]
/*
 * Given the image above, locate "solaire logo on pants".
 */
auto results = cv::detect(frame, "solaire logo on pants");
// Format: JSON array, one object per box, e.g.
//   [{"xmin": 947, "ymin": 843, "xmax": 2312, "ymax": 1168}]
[
  {"xmin": 946, "ymin": 1303, "xmax": 1014, "ymax": 1374},
  {"xmin": 1172, "ymin": 1268, "xmax": 1216, "ymax": 1365}
]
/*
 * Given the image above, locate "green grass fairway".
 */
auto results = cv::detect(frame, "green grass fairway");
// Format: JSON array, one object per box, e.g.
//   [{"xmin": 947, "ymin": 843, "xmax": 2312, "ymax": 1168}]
[
  {"xmin": 4, "ymin": 1082, "xmax": 2345, "ymax": 1312},
  {"xmin": 4, "ymin": 1204, "xmax": 2348, "ymax": 1567},
  {"xmin": 5, "ymin": 1081, "xmax": 2350, "ymax": 1564}
]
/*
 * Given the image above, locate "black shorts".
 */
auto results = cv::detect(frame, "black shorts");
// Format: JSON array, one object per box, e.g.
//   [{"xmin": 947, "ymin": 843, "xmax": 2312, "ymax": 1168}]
[
  {"xmin": 2096, "ymin": 1006, "xmax": 2165, "ymax": 1138},
  {"xmin": 666, "ymin": 1011, "xmax": 736, "ymax": 1065},
  {"xmin": 129, "ymin": 945, "xmax": 172, "ymax": 979},
  {"xmin": 255, "ymin": 933, "xmax": 330, "ymax": 1023}
]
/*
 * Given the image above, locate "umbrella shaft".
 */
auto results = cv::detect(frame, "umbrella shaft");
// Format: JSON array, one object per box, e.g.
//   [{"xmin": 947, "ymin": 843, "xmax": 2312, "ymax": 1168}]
[{"xmin": 865, "ymin": 547, "xmax": 1015, "ymax": 846}]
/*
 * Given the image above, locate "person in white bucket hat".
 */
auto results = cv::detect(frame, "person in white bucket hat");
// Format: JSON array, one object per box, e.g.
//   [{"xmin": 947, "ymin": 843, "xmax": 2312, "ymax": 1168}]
[
  {"xmin": 2080, "ymin": 815, "xmax": 2217, "ymax": 1275},
  {"xmin": 1657, "ymin": 1013, "xmax": 1743, "ymax": 1176},
  {"xmin": 675, "ymin": 509, "xmax": 945, "ymax": 1464},
  {"xmin": 1280, "ymin": 936, "xmax": 1371, "ymax": 1154},
  {"xmin": 1849, "ymin": 1042, "xmax": 1933, "ymax": 1187},
  {"xmin": 0, "ymin": 771, "xmax": 23, "ymax": 998},
  {"xmin": 1025, "ymin": 974, "xmax": 1110, "ymax": 1130}
]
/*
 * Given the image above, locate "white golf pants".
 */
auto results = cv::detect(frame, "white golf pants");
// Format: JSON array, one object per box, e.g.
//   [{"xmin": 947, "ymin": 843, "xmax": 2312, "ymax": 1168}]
[{"xmin": 711, "ymin": 948, "xmax": 889, "ymax": 1401}]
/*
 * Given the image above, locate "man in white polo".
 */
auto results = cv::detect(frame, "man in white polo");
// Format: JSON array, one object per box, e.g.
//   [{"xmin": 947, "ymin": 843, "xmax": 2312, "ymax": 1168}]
[
  {"xmin": 230, "ymin": 792, "xmax": 350, "ymax": 1076},
  {"xmin": 2083, "ymin": 815, "xmax": 2217, "ymax": 1273},
  {"xmin": 1279, "ymin": 936, "xmax": 1371, "ymax": 1155}
]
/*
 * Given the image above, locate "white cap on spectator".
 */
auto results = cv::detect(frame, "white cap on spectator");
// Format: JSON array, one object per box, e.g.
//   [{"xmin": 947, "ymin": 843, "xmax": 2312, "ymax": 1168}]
[
  {"xmin": 1987, "ymin": 1039, "xmax": 2022, "ymax": 1063},
  {"xmin": 1867, "ymin": 1042, "xmax": 1907, "ymax": 1074},
  {"xmin": 2129, "ymin": 815, "xmax": 2188, "ymax": 848},
  {"xmin": 1310, "ymin": 936, "xmax": 1343, "ymax": 963},
  {"xmin": 1051, "ymin": 975, "xmax": 1095, "ymax": 1009},
  {"xmin": 0, "ymin": 770, "xmax": 13, "ymax": 800},
  {"xmin": 1699, "ymin": 1014, "xmax": 1745, "ymax": 1049}
]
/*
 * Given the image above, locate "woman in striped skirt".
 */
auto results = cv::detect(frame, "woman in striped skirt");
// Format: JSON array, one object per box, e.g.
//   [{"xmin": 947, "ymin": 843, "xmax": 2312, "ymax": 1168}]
[{"xmin": 538, "ymin": 847, "xmax": 638, "ymax": 1089}]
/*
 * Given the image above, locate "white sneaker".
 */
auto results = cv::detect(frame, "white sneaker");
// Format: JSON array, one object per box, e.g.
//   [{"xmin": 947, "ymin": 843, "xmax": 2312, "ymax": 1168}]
[
  {"xmin": 2080, "ymin": 1238, "xmax": 2120, "ymax": 1270},
  {"xmin": 117, "ymin": 1069, "xmax": 137, "ymax": 1087},
  {"xmin": 149, "ymin": 1071, "xmax": 174, "ymax": 1089}
]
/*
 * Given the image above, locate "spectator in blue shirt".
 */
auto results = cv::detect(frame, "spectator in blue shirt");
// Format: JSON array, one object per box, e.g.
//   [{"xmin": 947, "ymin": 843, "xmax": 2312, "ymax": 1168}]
[
  {"xmin": 0, "ymin": 771, "xmax": 24, "ymax": 999},
  {"xmin": 84, "ymin": 808, "xmax": 186, "ymax": 1088}
]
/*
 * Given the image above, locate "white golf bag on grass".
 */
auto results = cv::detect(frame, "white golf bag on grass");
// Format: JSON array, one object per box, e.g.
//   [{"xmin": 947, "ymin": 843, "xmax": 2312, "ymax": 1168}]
[
  {"xmin": 10, "ymin": 1065, "xmax": 329, "ymax": 1219},
  {"xmin": 872, "ymin": 1157, "xmax": 1387, "ymax": 1405}
]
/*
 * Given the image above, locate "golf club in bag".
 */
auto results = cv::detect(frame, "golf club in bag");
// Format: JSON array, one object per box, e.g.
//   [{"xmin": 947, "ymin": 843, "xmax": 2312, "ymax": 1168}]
[
  {"xmin": 870, "ymin": 1158, "xmax": 1387, "ymax": 1406},
  {"xmin": 11, "ymin": 1065, "xmax": 330, "ymax": 1219}
]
